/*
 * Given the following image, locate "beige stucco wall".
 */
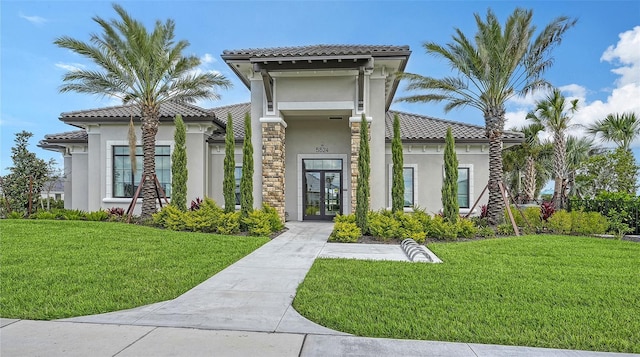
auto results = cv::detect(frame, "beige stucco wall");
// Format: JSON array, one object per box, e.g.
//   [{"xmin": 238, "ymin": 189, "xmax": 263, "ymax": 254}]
[
  {"xmin": 208, "ymin": 146, "xmax": 243, "ymax": 208},
  {"xmin": 283, "ymin": 117, "xmax": 352, "ymax": 221},
  {"xmin": 384, "ymin": 144, "xmax": 489, "ymax": 215},
  {"xmin": 276, "ymin": 76, "xmax": 355, "ymax": 103}
]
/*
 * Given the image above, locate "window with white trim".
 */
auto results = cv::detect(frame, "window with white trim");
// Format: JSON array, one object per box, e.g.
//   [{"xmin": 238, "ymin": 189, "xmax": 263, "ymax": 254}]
[
  {"xmin": 112, "ymin": 146, "xmax": 171, "ymax": 198},
  {"xmin": 458, "ymin": 167, "xmax": 470, "ymax": 208},
  {"xmin": 403, "ymin": 167, "xmax": 415, "ymax": 207},
  {"xmin": 234, "ymin": 166, "xmax": 242, "ymax": 205}
]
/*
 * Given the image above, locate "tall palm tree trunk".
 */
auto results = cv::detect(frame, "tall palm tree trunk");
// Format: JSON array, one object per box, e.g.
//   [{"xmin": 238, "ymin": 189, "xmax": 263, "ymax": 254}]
[
  {"xmin": 552, "ymin": 132, "xmax": 566, "ymax": 209},
  {"xmin": 523, "ymin": 156, "xmax": 536, "ymax": 203},
  {"xmin": 141, "ymin": 106, "xmax": 160, "ymax": 220},
  {"xmin": 486, "ymin": 111, "xmax": 505, "ymax": 225}
]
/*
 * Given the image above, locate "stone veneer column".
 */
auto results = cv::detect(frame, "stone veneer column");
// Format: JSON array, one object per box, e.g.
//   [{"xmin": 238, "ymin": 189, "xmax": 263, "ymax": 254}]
[
  {"xmin": 260, "ymin": 118, "xmax": 287, "ymax": 222},
  {"xmin": 349, "ymin": 120, "xmax": 361, "ymax": 213}
]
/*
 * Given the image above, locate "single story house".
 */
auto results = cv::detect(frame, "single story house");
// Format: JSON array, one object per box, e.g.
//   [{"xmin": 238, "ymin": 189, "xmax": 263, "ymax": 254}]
[{"xmin": 40, "ymin": 44, "xmax": 523, "ymax": 221}]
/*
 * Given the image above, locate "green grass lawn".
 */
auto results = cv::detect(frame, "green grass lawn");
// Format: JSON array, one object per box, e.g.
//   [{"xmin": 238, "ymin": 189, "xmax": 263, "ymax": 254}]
[
  {"xmin": 294, "ymin": 235, "xmax": 640, "ymax": 353},
  {"xmin": 0, "ymin": 220, "xmax": 269, "ymax": 320}
]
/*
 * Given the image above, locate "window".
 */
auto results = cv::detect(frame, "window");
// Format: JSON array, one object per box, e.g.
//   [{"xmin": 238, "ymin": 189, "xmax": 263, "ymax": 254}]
[
  {"xmin": 403, "ymin": 167, "xmax": 414, "ymax": 207},
  {"xmin": 234, "ymin": 166, "xmax": 242, "ymax": 205},
  {"xmin": 113, "ymin": 146, "xmax": 171, "ymax": 198},
  {"xmin": 458, "ymin": 167, "xmax": 470, "ymax": 208}
]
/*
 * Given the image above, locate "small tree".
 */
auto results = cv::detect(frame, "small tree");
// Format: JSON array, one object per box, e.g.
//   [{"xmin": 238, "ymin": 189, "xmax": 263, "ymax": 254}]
[
  {"xmin": 355, "ymin": 114, "xmax": 370, "ymax": 233},
  {"xmin": 223, "ymin": 113, "xmax": 236, "ymax": 213},
  {"xmin": 171, "ymin": 115, "xmax": 188, "ymax": 211},
  {"xmin": 2, "ymin": 131, "xmax": 49, "ymax": 214},
  {"xmin": 391, "ymin": 114, "xmax": 405, "ymax": 213},
  {"xmin": 40, "ymin": 159, "xmax": 63, "ymax": 211},
  {"xmin": 442, "ymin": 127, "xmax": 459, "ymax": 223},
  {"xmin": 240, "ymin": 113, "xmax": 254, "ymax": 224}
]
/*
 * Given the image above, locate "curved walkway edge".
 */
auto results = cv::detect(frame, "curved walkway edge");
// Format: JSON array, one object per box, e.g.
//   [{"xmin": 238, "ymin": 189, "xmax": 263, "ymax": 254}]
[{"xmin": 2, "ymin": 221, "xmax": 638, "ymax": 356}]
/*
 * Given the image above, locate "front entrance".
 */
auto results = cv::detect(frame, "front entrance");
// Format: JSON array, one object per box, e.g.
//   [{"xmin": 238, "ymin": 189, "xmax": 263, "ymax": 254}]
[{"xmin": 303, "ymin": 159, "xmax": 342, "ymax": 220}]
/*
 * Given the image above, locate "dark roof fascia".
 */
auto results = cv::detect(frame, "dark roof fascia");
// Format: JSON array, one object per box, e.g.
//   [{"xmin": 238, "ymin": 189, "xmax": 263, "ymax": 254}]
[
  {"xmin": 385, "ymin": 137, "xmax": 524, "ymax": 144},
  {"xmin": 60, "ymin": 117, "xmax": 222, "ymax": 127},
  {"xmin": 385, "ymin": 53, "xmax": 410, "ymax": 111}
]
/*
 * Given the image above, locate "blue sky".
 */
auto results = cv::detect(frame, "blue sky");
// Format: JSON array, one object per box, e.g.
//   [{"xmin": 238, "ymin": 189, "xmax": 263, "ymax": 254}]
[{"xmin": 1, "ymin": 0, "xmax": 639, "ymax": 179}]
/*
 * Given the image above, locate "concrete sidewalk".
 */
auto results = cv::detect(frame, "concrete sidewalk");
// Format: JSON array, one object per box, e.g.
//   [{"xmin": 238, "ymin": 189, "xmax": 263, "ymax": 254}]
[
  {"xmin": 62, "ymin": 222, "xmax": 340, "ymax": 335},
  {"xmin": 3, "ymin": 319, "xmax": 638, "ymax": 357},
  {"xmin": 2, "ymin": 222, "xmax": 638, "ymax": 356}
]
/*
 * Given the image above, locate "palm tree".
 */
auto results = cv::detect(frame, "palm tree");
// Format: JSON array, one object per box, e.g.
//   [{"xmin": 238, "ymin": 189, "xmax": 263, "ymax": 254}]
[
  {"xmin": 565, "ymin": 135, "xmax": 599, "ymax": 198},
  {"xmin": 54, "ymin": 4, "xmax": 231, "ymax": 219},
  {"xmin": 502, "ymin": 124, "xmax": 552, "ymax": 203},
  {"xmin": 587, "ymin": 112, "xmax": 640, "ymax": 151},
  {"xmin": 520, "ymin": 123, "xmax": 547, "ymax": 203},
  {"xmin": 397, "ymin": 8, "xmax": 575, "ymax": 225},
  {"xmin": 526, "ymin": 89, "xmax": 578, "ymax": 209}
]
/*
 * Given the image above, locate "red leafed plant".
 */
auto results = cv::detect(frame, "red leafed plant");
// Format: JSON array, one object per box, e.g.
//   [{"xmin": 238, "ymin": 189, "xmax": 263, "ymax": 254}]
[
  {"xmin": 190, "ymin": 197, "xmax": 203, "ymax": 211},
  {"xmin": 540, "ymin": 201, "xmax": 555, "ymax": 222},
  {"xmin": 480, "ymin": 204, "xmax": 488, "ymax": 219}
]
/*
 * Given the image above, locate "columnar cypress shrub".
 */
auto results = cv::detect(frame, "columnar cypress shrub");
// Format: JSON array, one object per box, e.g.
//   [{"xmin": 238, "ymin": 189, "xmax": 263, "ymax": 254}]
[
  {"xmin": 240, "ymin": 112, "xmax": 254, "ymax": 224},
  {"xmin": 356, "ymin": 113, "xmax": 370, "ymax": 233},
  {"xmin": 171, "ymin": 115, "xmax": 188, "ymax": 211},
  {"xmin": 442, "ymin": 127, "xmax": 459, "ymax": 223},
  {"xmin": 223, "ymin": 113, "xmax": 236, "ymax": 213},
  {"xmin": 391, "ymin": 114, "xmax": 404, "ymax": 213}
]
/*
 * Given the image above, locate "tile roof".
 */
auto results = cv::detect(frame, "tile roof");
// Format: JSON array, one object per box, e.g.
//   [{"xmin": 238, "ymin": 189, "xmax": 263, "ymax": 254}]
[
  {"xmin": 386, "ymin": 110, "xmax": 524, "ymax": 142},
  {"xmin": 42, "ymin": 103, "xmax": 523, "ymax": 147},
  {"xmin": 222, "ymin": 44, "xmax": 411, "ymax": 59},
  {"xmin": 208, "ymin": 103, "xmax": 252, "ymax": 142},
  {"xmin": 41, "ymin": 130, "xmax": 88, "ymax": 143},
  {"xmin": 61, "ymin": 101, "xmax": 217, "ymax": 121}
]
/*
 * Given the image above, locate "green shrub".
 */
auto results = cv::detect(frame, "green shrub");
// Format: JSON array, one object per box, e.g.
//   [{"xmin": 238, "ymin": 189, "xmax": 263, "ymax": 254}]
[
  {"xmin": 547, "ymin": 210, "xmax": 571, "ymax": 234},
  {"xmin": 329, "ymin": 221, "xmax": 361, "ymax": 243},
  {"xmin": 428, "ymin": 215, "xmax": 458, "ymax": 241},
  {"xmin": 411, "ymin": 208, "xmax": 432, "ymax": 229},
  {"xmin": 456, "ymin": 218, "xmax": 478, "ymax": 238},
  {"xmin": 570, "ymin": 211, "xmax": 608, "ymax": 235},
  {"xmin": 470, "ymin": 216, "xmax": 489, "ymax": 228},
  {"xmin": 61, "ymin": 209, "xmax": 86, "ymax": 220},
  {"xmin": 153, "ymin": 205, "xmax": 186, "ymax": 231},
  {"xmin": 30, "ymin": 211, "xmax": 57, "ymax": 220},
  {"xmin": 607, "ymin": 209, "xmax": 633, "ymax": 239},
  {"xmin": 6, "ymin": 211, "xmax": 25, "ymax": 219},
  {"xmin": 368, "ymin": 210, "xmax": 399, "ymax": 241},
  {"xmin": 217, "ymin": 212, "xmax": 240, "ymax": 235},
  {"xmin": 395, "ymin": 211, "xmax": 426, "ymax": 243},
  {"xmin": 522, "ymin": 206, "xmax": 543, "ymax": 232},
  {"xmin": 262, "ymin": 203, "xmax": 284, "ymax": 232},
  {"xmin": 477, "ymin": 226, "xmax": 496, "ymax": 238},
  {"xmin": 85, "ymin": 210, "xmax": 110, "ymax": 221},
  {"xmin": 244, "ymin": 210, "xmax": 273, "ymax": 237},
  {"xmin": 334, "ymin": 213, "xmax": 356, "ymax": 224},
  {"xmin": 496, "ymin": 223, "xmax": 514, "ymax": 235}
]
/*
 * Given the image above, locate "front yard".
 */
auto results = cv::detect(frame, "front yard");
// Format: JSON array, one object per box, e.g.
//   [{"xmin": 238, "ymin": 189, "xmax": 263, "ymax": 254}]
[
  {"xmin": 293, "ymin": 235, "xmax": 640, "ymax": 353},
  {"xmin": 0, "ymin": 220, "xmax": 268, "ymax": 320}
]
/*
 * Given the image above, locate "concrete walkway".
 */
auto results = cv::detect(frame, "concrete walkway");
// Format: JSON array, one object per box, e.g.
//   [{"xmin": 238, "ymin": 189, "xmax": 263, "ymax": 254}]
[{"xmin": 2, "ymin": 222, "xmax": 638, "ymax": 356}]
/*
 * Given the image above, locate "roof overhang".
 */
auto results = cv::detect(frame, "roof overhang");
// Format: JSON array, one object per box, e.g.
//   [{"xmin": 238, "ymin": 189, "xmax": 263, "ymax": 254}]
[{"xmin": 222, "ymin": 45, "xmax": 411, "ymax": 111}]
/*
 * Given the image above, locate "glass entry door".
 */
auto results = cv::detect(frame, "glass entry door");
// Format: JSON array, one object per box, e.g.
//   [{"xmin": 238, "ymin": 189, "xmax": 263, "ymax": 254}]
[{"xmin": 303, "ymin": 159, "xmax": 342, "ymax": 220}]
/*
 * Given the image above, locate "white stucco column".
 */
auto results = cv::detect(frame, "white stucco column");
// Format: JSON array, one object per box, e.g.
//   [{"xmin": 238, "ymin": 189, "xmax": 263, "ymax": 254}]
[
  {"xmin": 250, "ymin": 76, "xmax": 265, "ymax": 209},
  {"xmin": 185, "ymin": 124, "xmax": 213, "ymax": 202},
  {"xmin": 368, "ymin": 75, "xmax": 387, "ymax": 210},
  {"xmin": 86, "ymin": 126, "xmax": 101, "ymax": 212}
]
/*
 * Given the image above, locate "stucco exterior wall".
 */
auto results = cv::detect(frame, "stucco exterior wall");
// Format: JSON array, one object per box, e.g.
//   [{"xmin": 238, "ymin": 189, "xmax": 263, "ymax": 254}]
[
  {"xmin": 384, "ymin": 144, "xmax": 489, "ymax": 215},
  {"xmin": 276, "ymin": 76, "xmax": 355, "ymax": 103},
  {"xmin": 367, "ymin": 73, "xmax": 387, "ymax": 210},
  {"xmin": 283, "ymin": 117, "xmax": 351, "ymax": 221},
  {"xmin": 208, "ymin": 146, "xmax": 243, "ymax": 208}
]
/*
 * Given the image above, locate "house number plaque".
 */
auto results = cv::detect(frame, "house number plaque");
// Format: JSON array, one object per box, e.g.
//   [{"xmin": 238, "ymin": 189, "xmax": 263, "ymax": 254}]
[{"xmin": 315, "ymin": 144, "xmax": 329, "ymax": 153}]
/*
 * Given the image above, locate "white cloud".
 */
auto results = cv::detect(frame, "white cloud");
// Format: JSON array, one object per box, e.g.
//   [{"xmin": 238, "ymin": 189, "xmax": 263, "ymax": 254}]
[
  {"xmin": 19, "ymin": 12, "xmax": 47, "ymax": 25},
  {"xmin": 55, "ymin": 62, "xmax": 85, "ymax": 72},
  {"xmin": 601, "ymin": 26, "xmax": 640, "ymax": 86},
  {"xmin": 506, "ymin": 26, "xmax": 640, "ymax": 148},
  {"xmin": 201, "ymin": 53, "xmax": 216, "ymax": 65}
]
